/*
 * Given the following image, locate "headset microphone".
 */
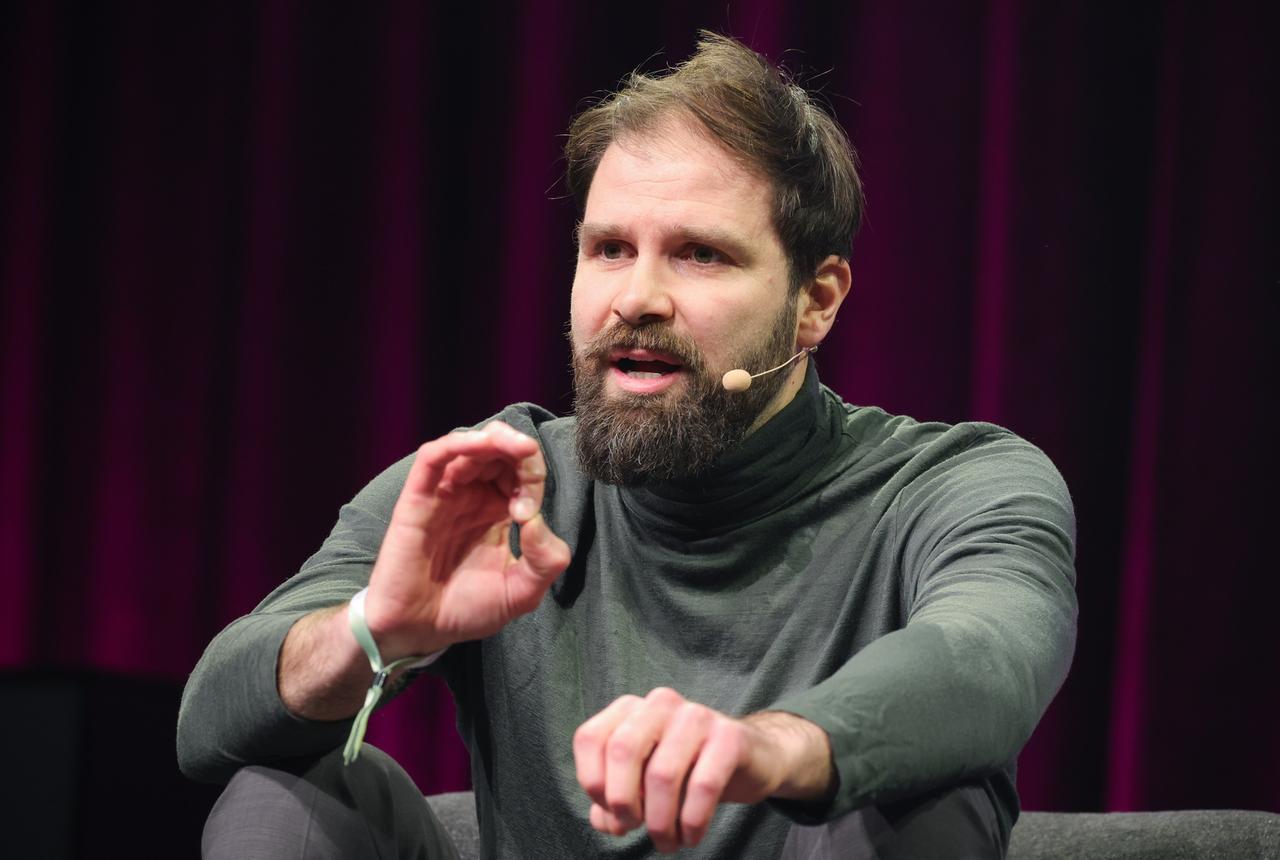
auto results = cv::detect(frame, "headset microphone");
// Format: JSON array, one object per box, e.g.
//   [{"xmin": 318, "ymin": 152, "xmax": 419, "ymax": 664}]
[{"xmin": 721, "ymin": 345, "xmax": 818, "ymax": 392}]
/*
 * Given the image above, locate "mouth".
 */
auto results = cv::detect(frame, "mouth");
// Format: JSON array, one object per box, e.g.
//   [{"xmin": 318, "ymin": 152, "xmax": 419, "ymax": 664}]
[{"xmin": 607, "ymin": 349, "xmax": 685, "ymax": 393}]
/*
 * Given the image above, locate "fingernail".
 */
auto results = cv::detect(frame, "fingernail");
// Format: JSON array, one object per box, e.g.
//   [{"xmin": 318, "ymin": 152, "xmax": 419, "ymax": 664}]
[{"xmin": 513, "ymin": 497, "xmax": 537, "ymax": 522}]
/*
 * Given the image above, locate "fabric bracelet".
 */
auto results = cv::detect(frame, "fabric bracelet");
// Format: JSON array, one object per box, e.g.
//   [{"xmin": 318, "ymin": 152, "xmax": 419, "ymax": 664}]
[{"xmin": 342, "ymin": 587, "xmax": 441, "ymax": 765}]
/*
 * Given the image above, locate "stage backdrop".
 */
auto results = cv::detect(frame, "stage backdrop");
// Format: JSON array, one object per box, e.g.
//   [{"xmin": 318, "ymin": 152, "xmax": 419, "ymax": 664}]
[{"xmin": 2, "ymin": 1, "xmax": 1277, "ymax": 814}]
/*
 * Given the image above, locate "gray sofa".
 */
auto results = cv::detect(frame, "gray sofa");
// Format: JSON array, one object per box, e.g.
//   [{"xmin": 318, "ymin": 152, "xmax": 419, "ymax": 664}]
[{"xmin": 425, "ymin": 793, "xmax": 1280, "ymax": 858}]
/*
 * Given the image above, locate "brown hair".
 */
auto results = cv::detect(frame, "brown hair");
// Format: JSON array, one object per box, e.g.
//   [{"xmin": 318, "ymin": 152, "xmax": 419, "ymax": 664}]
[{"xmin": 565, "ymin": 32, "xmax": 864, "ymax": 293}]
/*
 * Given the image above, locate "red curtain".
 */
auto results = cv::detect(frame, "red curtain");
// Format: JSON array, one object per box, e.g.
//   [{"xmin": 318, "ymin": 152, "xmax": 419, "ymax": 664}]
[{"xmin": 1, "ymin": 1, "xmax": 1276, "ymax": 810}]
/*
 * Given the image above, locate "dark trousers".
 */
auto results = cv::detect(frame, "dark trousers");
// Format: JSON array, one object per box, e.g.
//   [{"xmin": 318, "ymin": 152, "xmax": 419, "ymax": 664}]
[{"xmin": 202, "ymin": 746, "xmax": 1004, "ymax": 858}]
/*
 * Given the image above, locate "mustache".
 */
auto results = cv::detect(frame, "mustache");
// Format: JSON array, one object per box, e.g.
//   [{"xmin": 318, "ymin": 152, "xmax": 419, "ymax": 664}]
[{"xmin": 580, "ymin": 323, "xmax": 708, "ymax": 373}]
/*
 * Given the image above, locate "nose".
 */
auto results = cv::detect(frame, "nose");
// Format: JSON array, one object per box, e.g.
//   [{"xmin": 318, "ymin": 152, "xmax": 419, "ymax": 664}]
[{"xmin": 610, "ymin": 258, "xmax": 674, "ymax": 327}]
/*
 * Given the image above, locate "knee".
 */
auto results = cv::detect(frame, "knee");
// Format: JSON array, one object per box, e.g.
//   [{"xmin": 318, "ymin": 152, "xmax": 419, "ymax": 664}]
[
  {"xmin": 781, "ymin": 781, "xmax": 1004, "ymax": 860},
  {"xmin": 202, "ymin": 746, "xmax": 408, "ymax": 859}
]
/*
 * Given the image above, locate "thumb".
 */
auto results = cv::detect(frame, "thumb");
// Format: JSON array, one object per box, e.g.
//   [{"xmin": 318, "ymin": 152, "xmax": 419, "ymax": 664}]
[{"xmin": 506, "ymin": 513, "xmax": 572, "ymax": 614}]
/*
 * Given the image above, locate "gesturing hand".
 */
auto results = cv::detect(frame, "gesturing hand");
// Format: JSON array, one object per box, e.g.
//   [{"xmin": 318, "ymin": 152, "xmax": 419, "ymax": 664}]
[
  {"xmin": 362, "ymin": 421, "xmax": 571, "ymax": 661},
  {"xmin": 574, "ymin": 688, "xmax": 834, "ymax": 853}
]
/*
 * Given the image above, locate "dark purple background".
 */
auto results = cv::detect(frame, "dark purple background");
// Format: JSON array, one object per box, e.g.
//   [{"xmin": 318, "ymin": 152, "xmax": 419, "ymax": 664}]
[{"xmin": 2, "ymin": 1, "xmax": 1277, "ymax": 814}]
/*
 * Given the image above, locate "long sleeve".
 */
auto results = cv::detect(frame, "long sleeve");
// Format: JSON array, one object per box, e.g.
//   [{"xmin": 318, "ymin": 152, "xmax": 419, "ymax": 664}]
[
  {"xmin": 176, "ymin": 454, "xmax": 412, "ymax": 784},
  {"xmin": 771, "ymin": 437, "xmax": 1077, "ymax": 821},
  {"xmin": 175, "ymin": 402, "xmax": 557, "ymax": 785}
]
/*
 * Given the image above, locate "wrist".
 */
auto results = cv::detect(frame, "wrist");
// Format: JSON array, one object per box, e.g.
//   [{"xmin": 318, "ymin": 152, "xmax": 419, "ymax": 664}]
[
  {"xmin": 348, "ymin": 588, "xmax": 446, "ymax": 670},
  {"xmin": 743, "ymin": 711, "xmax": 835, "ymax": 801},
  {"xmin": 340, "ymin": 588, "xmax": 445, "ymax": 765},
  {"xmin": 360, "ymin": 591, "xmax": 452, "ymax": 661}
]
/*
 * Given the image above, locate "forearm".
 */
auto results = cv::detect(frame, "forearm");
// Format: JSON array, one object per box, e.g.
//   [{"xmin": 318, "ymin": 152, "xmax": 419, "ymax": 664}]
[
  {"xmin": 277, "ymin": 603, "xmax": 376, "ymax": 720},
  {"xmin": 772, "ymin": 613, "xmax": 1072, "ymax": 816}
]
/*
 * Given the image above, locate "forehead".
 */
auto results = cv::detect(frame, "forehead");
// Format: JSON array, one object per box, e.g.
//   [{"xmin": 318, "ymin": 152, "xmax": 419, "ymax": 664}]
[{"xmin": 584, "ymin": 120, "xmax": 776, "ymax": 240}]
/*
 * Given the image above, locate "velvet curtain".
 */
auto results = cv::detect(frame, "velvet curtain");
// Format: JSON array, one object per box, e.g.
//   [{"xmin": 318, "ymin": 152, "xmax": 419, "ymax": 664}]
[{"xmin": 2, "ymin": 1, "xmax": 1276, "ymax": 811}]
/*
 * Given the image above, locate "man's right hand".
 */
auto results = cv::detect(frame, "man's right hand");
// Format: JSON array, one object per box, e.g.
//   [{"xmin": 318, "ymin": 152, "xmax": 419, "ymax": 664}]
[
  {"xmin": 277, "ymin": 421, "xmax": 570, "ymax": 720},
  {"xmin": 362, "ymin": 420, "xmax": 572, "ymax": 661}
]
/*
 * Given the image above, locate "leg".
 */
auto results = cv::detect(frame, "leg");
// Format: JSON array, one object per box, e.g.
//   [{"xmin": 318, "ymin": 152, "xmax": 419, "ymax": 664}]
[
  {"xmin": 202, "ymin": 744, "xmax": 461, "ymax": 860},
  {"xmin": 781, "ymin": 781, "xmax": 1005, "ymax": 860}
]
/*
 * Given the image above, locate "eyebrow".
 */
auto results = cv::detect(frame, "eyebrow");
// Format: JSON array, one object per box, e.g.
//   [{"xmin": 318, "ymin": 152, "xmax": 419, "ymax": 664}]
[{"xmin": 576, "ymin": 222, "xmax": 755, "ymax": 262}]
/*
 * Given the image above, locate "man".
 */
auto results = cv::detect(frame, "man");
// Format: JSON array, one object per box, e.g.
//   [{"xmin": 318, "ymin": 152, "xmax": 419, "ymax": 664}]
[{"xmin": 180, "ymin": 33, "xmax": 1076, "ymax": 859}]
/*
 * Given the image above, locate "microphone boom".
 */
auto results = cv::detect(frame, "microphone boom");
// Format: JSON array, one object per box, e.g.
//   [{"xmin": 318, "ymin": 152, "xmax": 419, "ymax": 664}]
[{"xmin": 721, "ymin": 345, "xmax": 817, "ymax": 392}]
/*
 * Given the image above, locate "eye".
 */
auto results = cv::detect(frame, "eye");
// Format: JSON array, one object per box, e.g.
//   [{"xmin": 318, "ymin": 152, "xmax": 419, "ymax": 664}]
[
  {"xmin": 599, "ymin": 241, "xmax": 626, "ymax": 260},
  {"xmin": 687, "ymin": 245, "xmax": 724, "ymax": 265}
]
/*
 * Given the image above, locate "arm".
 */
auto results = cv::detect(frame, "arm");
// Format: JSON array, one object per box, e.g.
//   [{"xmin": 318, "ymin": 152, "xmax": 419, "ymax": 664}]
[
  {"xmin": 770, "ymin": 437, "xmax": 1078, "ymax": 819},
  {"xmin": 177, "ymin": 420, "xmax": 571, "ymax": 782}
]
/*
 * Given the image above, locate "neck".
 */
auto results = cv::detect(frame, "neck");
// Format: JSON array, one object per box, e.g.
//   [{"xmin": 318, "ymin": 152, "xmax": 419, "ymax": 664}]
[
  {"xmin": 745, "ymin": 357, "xmax": 809, "ymax": 436},
  {"xmin": 614, "ymin": 360, "xmax": 840, "ymax": 536}
]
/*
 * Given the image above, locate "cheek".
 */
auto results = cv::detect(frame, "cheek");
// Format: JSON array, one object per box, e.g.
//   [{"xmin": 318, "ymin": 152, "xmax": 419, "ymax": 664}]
[{"xmin": 568, "ymin": 273, "xmax": 603, "ymax": 347}]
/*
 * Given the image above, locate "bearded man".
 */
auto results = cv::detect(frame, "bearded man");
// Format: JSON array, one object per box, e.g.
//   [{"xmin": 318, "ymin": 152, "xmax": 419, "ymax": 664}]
[{"xmin": 180, "ymin": 33, "xmax": 1076, "ymax": 859}]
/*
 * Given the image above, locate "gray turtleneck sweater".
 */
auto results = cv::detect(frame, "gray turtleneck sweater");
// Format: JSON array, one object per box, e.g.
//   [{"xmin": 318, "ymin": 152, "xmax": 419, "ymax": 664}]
[{"xmin": 178, "ymin": 366, "xmax": 1077, "ymax": 858}]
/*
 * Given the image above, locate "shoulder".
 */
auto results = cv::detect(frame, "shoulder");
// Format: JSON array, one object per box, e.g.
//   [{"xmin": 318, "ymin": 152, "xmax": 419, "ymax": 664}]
[
  {"xmin": 822, "ymin": 386, "xmax": 1073, "ymax": 538},
  {"xmin": 493, "ymin": 403, "xmax": 582, "ymax": 493}
]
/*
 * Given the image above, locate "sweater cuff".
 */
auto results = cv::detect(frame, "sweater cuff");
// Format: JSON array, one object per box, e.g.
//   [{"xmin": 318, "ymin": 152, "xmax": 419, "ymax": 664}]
[{"xmin": 177, "ymin": 611, "xmax": 356, "ymax": 783}]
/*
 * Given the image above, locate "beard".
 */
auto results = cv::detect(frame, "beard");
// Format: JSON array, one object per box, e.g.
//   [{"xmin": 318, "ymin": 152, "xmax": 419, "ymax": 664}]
[{"xmin": 570, "ymin": 302, "xmax": 799, "ymax": 486}]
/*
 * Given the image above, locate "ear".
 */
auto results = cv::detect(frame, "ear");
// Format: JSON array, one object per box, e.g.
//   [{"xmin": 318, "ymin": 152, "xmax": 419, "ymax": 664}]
[{"xmin": 794, "ymin": 255, "xmax": 851, "ymax": 349}]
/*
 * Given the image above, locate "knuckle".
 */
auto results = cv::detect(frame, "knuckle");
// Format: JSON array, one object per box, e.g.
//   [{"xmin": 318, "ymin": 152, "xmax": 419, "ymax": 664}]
[
  {"xmin": 606, "ymin": 735, "xmax": 637, "ymax": 763},
  {"xmin": 646, "ymin": 686, "xmax": 681, "ymax": 704},
  {"xmin": 713, "ymin": 719, "xmax": 743, "ymax": 753},
  {"xmin": 645, "ymin": 763, "xmax": 679, "ymax": 791},
  {"xmin": 687, "ymin": 775, "xmax": 720, "ymax": 801},
  {"xmin": 573, "ymin": 723, "xmax": 600, "ymax": 749},
  {"xmin": 676, "ymin": 701, "xmax": 708, "ymax": 726},
  {"xmin": 519, "ymin": 451, "xmax": 547, "ymax": 476}
]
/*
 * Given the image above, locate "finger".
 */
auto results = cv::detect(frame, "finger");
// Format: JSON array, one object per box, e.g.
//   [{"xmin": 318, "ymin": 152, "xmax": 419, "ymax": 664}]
[
  {"xmin": 644, "ymin": 703, "xmax": 712, "ymax": 851},
  {"xmin": 603, "ymin": 688, "xmax": 684, "ymax": 830},
  {"xmin": 486, "ymin": 423, "xmax": 549, "ymax": 524},
  {"xmin": 439, "ymin": 454, "xmax": 507, "ymax": 493},
  {"xmin": 504, "ymin": 512, "xmax": 572, "ymax": 614},
  {"xmin": 403, "ymin": 424, "xmax": 538, "ymax": 497},
  {"xmin": 483, "ymin": 420, "xmax": 543, "ymax": 467},
  {"xmin": 678, "ymin": 719, "xmax": 744, "ymax": 848},
  {"xmin": 402, "ymin": 431, "xmax": 483, "ymax": 500},
  {"xmin": 517, "ymin": 510, "xmax": 571, "ymax": 576},
  {"xmin": 574, "ymin": 695, "xmax": 644, "ymax": 808},
  {"xmin": 589, "ymin": 802, "xmax": 631, "ymax": 837}
]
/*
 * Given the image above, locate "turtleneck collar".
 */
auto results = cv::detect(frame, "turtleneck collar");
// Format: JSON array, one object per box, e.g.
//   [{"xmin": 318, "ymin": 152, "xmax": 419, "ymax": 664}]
[{"xmin": 616, "ymin": 361, "xmax": 842, "ymax": 537}]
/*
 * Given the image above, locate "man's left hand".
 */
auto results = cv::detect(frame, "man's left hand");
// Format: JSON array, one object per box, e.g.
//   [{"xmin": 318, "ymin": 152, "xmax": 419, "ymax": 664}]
[{"xmin": 573, "ymin": 687, "xmax": 834, "ymax": 852}]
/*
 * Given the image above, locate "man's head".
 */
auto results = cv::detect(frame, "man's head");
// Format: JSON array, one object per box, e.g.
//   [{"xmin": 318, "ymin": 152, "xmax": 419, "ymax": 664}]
[
  {"xmin": 565, "ymin": 34, "xmax": 862, "ymax": 486},
  {"xmin": 565, "ymin": 32, "xmax": 864, "ymax": 294}
]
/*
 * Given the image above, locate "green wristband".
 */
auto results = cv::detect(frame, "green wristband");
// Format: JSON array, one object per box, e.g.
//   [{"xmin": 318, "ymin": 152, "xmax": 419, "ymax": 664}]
[{"xmin": 342, "ymin": 588, "xmax": 438, "ymax": 765}]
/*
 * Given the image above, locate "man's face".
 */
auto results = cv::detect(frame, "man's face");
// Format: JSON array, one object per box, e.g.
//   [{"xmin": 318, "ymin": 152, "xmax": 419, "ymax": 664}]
[{"xmin": 569, "ymin": 118, "xmax": 801, "ymax": 485}]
